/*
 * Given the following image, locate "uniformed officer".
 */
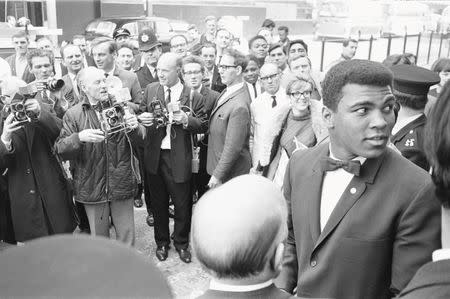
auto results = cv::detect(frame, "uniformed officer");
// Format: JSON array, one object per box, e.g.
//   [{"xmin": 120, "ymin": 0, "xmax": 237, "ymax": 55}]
[
  {"xmin": 134, "ymin": 28, "xmax": 162, "ymax": 90},
  {"xmin": 113, "ymin": 27, "xmax": 131, "ymax": 46},
  {"xmin": 391, "ymin": 64, "xmax": 440, "ymax": 170}
]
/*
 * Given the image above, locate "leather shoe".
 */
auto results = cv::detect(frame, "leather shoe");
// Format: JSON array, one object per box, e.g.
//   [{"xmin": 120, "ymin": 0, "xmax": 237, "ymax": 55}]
[
  {"xmin": 146, "ymin": 214, "xmax": 154, "ymax": 227},
  {"xmin": 156, "ymin": 245, "xmax": 169, "ymax": 261},
  {"xmin": 177, "ymin": 248, "xmax": 191, "ymax": 263},
  {"xmin": 134, "ymin": 198, "xmax": 143, "ymax": 208}
]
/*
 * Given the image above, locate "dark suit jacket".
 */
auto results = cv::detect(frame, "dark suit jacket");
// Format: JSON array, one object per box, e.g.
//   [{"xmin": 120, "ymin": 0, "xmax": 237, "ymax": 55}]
[
  {"xmin": 197, "ymin": 284, "xmax": 295, "ymax": 299},
  {"xmin": 113, "ymin": 66, "xmax": 143, "ymax": 113},
  {"xmin": 5, "ymin": 54, "xmax": 34, "ymax": 83},
  {"xmin": 199, "ymin": 86, "xmax": 220, "ymax": 170},
  {"xmin": 135, "ymin": 63, "xmax": 158, "ymax": 91},
  {"xmin": 398, "ymin": 259, "xmax": 450, "ymax": 299},
  {"xmin": 391, "ymin": 114, "xmax": 428, "ymax": 170},
  {"xmin": 59, "ymin": 74, "xmax": 81, "ymax": 108},
  {"xmin": 210, "ymin": 66, "xmax": 226, "ymax": 93},
  {"xmin": 276, "ymin": 143, "xmax": 441, "ymax": 299},
  {"xmin": 207, "ymin": 84, "xmax": 252, "ymax": 182},
  {"xmin": 139, "ymin": 82, "xmax": 207, "ymax": 183}
]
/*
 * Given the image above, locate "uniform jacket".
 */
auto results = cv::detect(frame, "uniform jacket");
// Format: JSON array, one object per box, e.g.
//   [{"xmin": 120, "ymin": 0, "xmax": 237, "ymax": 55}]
[
  {"xmin": 207, "ymin": 84, "xmax": 252, "ymax": 182},
  {"xmin": 113, "ymin": 67, "xmax": 143, "ymax": 113},
  {"xmin": 135, "ymin": 63, "xmax": 158, "ymax": 91},
  {"xmin": 391, "ymin": 114, "xmax": 428, "ymax": 171},
  {"xmin": 197, "ymin": 284, "xmax": 296, "ymax": 299},
  {"xmin": 398, "ymin": 259, "xmax": 450, "ymax": 299},
  {"xmin": 276, "ymin": 143, "xmax": 441, "ymax": 299},
  {"xmin": 55, "ymin": 96, "xmax": 143, "ymax": 204},
  {"xmin": 0, "ymin": 106, "xmax": 76, "ymax": 241},
  {"xmin": 139, "ymin": 82, "xmax": 207, "ymax": 183},
  {"xmin": 5, "ymin": 54, "xmax": 35, "ymax": 83}
]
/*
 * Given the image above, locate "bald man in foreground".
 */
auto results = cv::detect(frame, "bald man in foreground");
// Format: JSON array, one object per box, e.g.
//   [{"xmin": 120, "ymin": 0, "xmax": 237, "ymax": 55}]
[{"xmin": 192, "ymin": 175, "xmax": 294, "ymax": 299}]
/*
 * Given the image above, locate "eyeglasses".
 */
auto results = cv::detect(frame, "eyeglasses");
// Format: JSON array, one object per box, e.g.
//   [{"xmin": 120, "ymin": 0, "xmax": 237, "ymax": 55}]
[
  {"xmin": 218, "ymin": 64, "xmax": 237, "ymax": 70},
  {"xmin": 289, "ymin": 90, "xmax": 312, "ymax": 98},
  {"xmin": 183, "ymin": 70, "xmax": 202, "ymax": 76},
  {"xmin": 171, "ymin": 43, "xmax": 187, "ymax": 49},
  {"xmin": 260, "ymin": 73, "xmax": 279, "ymax": 81}
]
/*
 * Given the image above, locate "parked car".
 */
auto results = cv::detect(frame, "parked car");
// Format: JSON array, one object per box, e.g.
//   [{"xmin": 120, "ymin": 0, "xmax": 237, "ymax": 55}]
[
  {"xmin": 85, "ymin": 16, "xmax": 174, "ymax": 50},
  {"xmin": 169, "ymin": 19, "xmax": 189, "ymax": 36}
]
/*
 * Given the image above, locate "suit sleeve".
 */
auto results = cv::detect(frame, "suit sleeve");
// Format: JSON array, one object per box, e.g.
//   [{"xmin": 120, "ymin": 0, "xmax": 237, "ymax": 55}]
[
  {"xmin": 249, "ymin": 103, "xmax": 255, "ymax": 164},
  {"xmin": 185, "ymin": 93, "xmax": 207, "ymax": 134},
  {"xmin": 390, "ymin": 182, "xmax": 441, "ymax": 295},
  {"xmin": 35, "ymin": 105, "xmax": 63, "ymax": 142},
  {"xmin": 55, "ymin": 110, "xmax": 83, "ymax": 160},
  {"xmin": 128, "ymin": 73, "xmax": 143, "ymax": 113},
  {"xmin": 212, "ymin": 105, "xmax": 250, "ymax": 180},
  {"xmin": 275, "ymin": 157, "xmax": 299, "ymax": 293},
  {"xmin": 0, "ymin": 116, "xmax": 14, "ymax": 169}
]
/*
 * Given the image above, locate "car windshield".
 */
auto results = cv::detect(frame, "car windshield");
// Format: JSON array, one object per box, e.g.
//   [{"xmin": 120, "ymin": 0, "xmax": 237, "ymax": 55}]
[{"xmin": 86, "ymin": 21, "xmax": 117, "ymax": 37}]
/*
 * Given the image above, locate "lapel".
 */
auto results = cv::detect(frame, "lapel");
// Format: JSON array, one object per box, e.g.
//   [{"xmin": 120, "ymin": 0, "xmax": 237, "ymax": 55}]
[
  {"xmin": 313, "ymin": 149, "xmax": 385, "ymax": 252},
  {"xmin": 391, "ymin": 114, "xmax": 426, "ymax": 142},
  {"xmin": 113, "ymin": 65, "xmax": 121, "ymax": 77},
  {"xmin": 210, "ymin": 85, "xmax": 244, "ymax": 117},
  {"xmin": 307, "ymin": 143, "xmax": 329, "ymax": 243},
  {"xmin": 178, "ymin": 85, "xmax": 191, "ymax": 107}
]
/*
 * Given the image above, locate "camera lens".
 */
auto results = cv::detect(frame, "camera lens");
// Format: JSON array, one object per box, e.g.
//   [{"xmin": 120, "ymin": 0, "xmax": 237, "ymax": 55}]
[
  {"xmin": 108, "ymin": 117, "xmax": 118, "ymax": 126},
  {"xmin": 105, "ymin": 110, "xmax": 115, "ymax": 117},
  {"xmin": 15, "ymin": 103, "xmax": 24, "ymax": 111}
]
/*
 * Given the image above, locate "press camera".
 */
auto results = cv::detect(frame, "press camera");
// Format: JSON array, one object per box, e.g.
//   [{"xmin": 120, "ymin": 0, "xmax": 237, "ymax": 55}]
[
  {"xmin": 149, "ymin": 99, "xmax": 169, "ymax": 129},
  {"xmin": 99, "ymin": 88, "xmax": 133, "ymax": 135},
  {"xmin": 9, "ymin": 84, "xmax": 39, "ymax": 123}
]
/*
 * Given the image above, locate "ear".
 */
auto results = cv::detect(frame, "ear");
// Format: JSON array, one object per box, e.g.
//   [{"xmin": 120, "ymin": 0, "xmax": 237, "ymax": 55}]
[
  {"xmin": 322, "ymin": 105, "xmax": 335, "ymax": 129},
  {"xmin": 236, "ymin": 65, "xmax": 242, "ymax": 76},
  {"xmin": 274, "ymin": 243, "xmax": 285, "ymax": 273}
]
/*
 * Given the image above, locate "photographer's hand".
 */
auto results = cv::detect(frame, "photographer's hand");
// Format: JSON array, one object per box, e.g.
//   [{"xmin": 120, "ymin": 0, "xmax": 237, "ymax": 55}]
[
  {"xmin": 35, "ymin": 80, "xmax": 46, "ymax": 92},
  {"xmin": 24, "ymin": 99, "xmax": 41, "ymax": 116},
  {"xmin": 138, "ymin": 112, "xmax": 154, "ymax": 127},
  {"xmin": 1, "ymin": 114, "xmax": 22, "ymax": 148},
  {"xmin": 124, "ymin": 113, "xmax": 138, "ymax": 130},
  {"xmin": 172, "ymin": 110, "xmax": 188, "ymax": 125},
  {"xmin": 78, "ymin": 129, "xmax": 105, "ymax": 143}
]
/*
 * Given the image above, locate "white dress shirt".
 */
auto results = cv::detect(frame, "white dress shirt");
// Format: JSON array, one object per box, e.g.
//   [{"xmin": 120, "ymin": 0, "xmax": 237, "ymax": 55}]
[
  {"xmin": 320, "ymin": 148, "xmax": 366, "ymax": 231},
  {"xmin": 217, "ymin": 82, "xmax": 245, "ymax": 106},
  {"xmin": 391, "ymin": 113, "xmax": 423, "ymax": 135},
  {"xmin": 250, "ymin": 88, "xmax": 290, "ymax": 167},
  {"xmin": 15, "ymin": 54, "xmax": 27, "ymax": 79},
  {"xmin": 160, "ymin": 80, "xmax": 183, "ymax": 150},
  {"xmin": 246, "ymin": 80, "xmax": 262, "ymax": 102},
  {"xmin": 209, "ymin": 279, "xmax": 273, "ymax": 292}
]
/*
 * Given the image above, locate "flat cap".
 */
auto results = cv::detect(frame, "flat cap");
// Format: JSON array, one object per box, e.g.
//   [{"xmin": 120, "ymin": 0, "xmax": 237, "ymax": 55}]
[
  {"xmin": 113, "ymin": 27, "xmax": 130, "ymax": 39},
  {"xmin": 391, "ymin": 64, "xmax": 440, "ymax": 96}
]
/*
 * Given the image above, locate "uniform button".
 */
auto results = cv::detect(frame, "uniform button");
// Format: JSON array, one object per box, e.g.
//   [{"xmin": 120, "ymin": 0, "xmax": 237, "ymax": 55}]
[
  {"xmin": 29, "ymin": 190, "xmax": 36, "ymax": 194},
  {"xmin": 310, "ymin": 260, "xmax": 317, "ymax": 267},
  {"xmin": 26, "ymin": 168, "xmax": 31, "ymax": 174}
]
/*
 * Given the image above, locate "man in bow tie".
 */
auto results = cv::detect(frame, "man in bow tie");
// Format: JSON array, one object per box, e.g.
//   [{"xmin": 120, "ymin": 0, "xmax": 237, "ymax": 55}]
[{"xmin": 276, "ymin": 59, "xmax": 441, "ymax": 299}]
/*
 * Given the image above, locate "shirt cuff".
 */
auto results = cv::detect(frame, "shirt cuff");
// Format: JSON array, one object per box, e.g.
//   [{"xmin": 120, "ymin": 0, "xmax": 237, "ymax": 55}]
[{"xmin": 1, "ymin": 136, "xmax": 13, "ymax": 152}]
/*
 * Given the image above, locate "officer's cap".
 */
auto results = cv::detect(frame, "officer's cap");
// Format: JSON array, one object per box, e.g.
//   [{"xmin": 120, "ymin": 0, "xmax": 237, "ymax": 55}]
[
  {"xmin": 113, "ymin": 27, "xmax": 131, "ymax": 39},
  {"xmin": 138, "ymin": 27, "xmax": 161, "ymax": 51},
  {"xmin": 391, "ymin": 64, "xmax": 440, "ymax": 96}
]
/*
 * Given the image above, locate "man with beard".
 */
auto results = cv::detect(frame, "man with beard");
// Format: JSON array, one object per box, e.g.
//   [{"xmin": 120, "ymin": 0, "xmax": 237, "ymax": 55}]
[
  {"xmin": 248, "ymin": 35, "xmax": 268, "ymax": 67},
  {"xmin": 200, "ymin": 43, "xmax": 225, "ymax": 93},
  {"xmin": 276, "ymin": 60, "xmax": 441, "ymax": 299},
  {"xmin": 243, "ymin": 55, "xmax": 262, "ymax": 102}
]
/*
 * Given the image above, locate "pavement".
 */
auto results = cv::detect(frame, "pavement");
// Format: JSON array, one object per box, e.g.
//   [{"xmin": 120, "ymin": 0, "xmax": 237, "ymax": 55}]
[{"xmin": 133, "ymin": 205, "xmax": 210, "ymax": 299}]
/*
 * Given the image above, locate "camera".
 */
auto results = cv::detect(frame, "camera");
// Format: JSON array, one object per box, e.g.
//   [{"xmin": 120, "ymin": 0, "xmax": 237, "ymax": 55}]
[
  {"xmin": 9, "ymin": 87, "xmax": 39, "ymax": 123},
  {"xmin": 44, "ymin": 78, "xmax": 64, "ymax": 92},
  {"xmin": 98, "ymin": 88, "xmax": 133, "ymax": 135},
  {"xmin": 150, "ymin": 100, "xmax": 169, "ymax": 129}
]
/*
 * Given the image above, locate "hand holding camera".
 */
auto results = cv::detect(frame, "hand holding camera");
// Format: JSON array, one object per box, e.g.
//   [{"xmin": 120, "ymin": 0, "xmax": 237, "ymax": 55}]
[
  {"xmin": 24, "ymin": 98, "xmax": 41, "ymax": 116},
  {"xmin": 79, "ymin": 129, "xmax": 105, "ymax": 143},
  {"xmin": 1, "ymin": 114, "xmax": 22, "ymax": 144},
  {"xmin": 172, "ymin": 109, "xmax": 188, "ymax": 126},
  {"xmin": 138, "ymin": 112, "xmax": 154, "ymax": 127},
  {"xmin": 124, "ymin": 113, "xmax": 138, "ymax": 130}
]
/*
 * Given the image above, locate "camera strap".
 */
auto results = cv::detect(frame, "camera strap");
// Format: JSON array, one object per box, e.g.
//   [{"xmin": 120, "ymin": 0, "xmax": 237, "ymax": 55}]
[{"xmin": 189, "ymin": 89, "xmax": 197, "ymax": 149}]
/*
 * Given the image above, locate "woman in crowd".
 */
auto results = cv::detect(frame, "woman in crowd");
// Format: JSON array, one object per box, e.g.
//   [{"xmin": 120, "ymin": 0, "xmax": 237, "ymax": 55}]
[{"xmin": 267, "ymin": 78, "xmax": 318, "ymax": 187}]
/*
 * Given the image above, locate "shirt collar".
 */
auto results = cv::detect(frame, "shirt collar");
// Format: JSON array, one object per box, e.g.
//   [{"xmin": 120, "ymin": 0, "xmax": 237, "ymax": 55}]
[
  {"xmin": 68, "ymin": 72, "xmax": 77, "ymax": 81},
  {"xmin": 391, "ymin": 113, "xmax": 423, "ymax": 136},
  {"xmin": 225, "ymin": 82, "xmax": 245, "ymax": 95},
  {"xmin": 105, "ymin": 65, "xmax": 116, "ymax": 77},
  {"xmin": 432, "ymin": 248, "xmax": 450, "ymax": 262},
  {"xmin": 164, "ymin": 80, "xmax": 183, "ymax": 93},
  {"xmin": 329, "ymin": 145, "xmax": 367, "ymax": 164},
  {"xmin": 209, "ymin": 279, "xmax": 273, "ymax": 292},
  {"xmin": 194, "ymin": 84, "xmax": 203, "ymax": 93}
]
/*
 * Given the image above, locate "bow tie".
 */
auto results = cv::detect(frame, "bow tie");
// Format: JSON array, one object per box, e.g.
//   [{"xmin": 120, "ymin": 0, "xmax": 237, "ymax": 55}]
[{"xmin": 321, "ymin": 157, "xmax": 361, "ymax": 176}]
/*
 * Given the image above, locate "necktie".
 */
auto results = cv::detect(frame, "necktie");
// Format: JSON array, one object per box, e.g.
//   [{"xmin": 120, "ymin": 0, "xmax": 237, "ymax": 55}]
[
  {"xmin": 320, "ymin": 157, "xmax": 361, "ymax": 176},
  {"xmin": 271, "ymin": 95, "xmax": 277, "ymax": 108},
  {"xmin": 252, "ymin": 83, "xmax": 258, "ymax": 98},
  {"xmin": 166, "ymin": 88, "xmax": 171, "ymax": 104}
]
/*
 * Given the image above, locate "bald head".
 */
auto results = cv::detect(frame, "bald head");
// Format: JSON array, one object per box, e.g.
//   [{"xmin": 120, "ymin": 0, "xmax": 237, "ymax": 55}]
[
  {"xmin": 192, "ymin": 175, "xmax": 287, "ymax": 279},
  {"xmin": 157, "ymin": 52, "xmax": 182, "ymax": 87},
  {"xmin": 78, "ymin": 67, "xmax": 108, "ymax": 102}
]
